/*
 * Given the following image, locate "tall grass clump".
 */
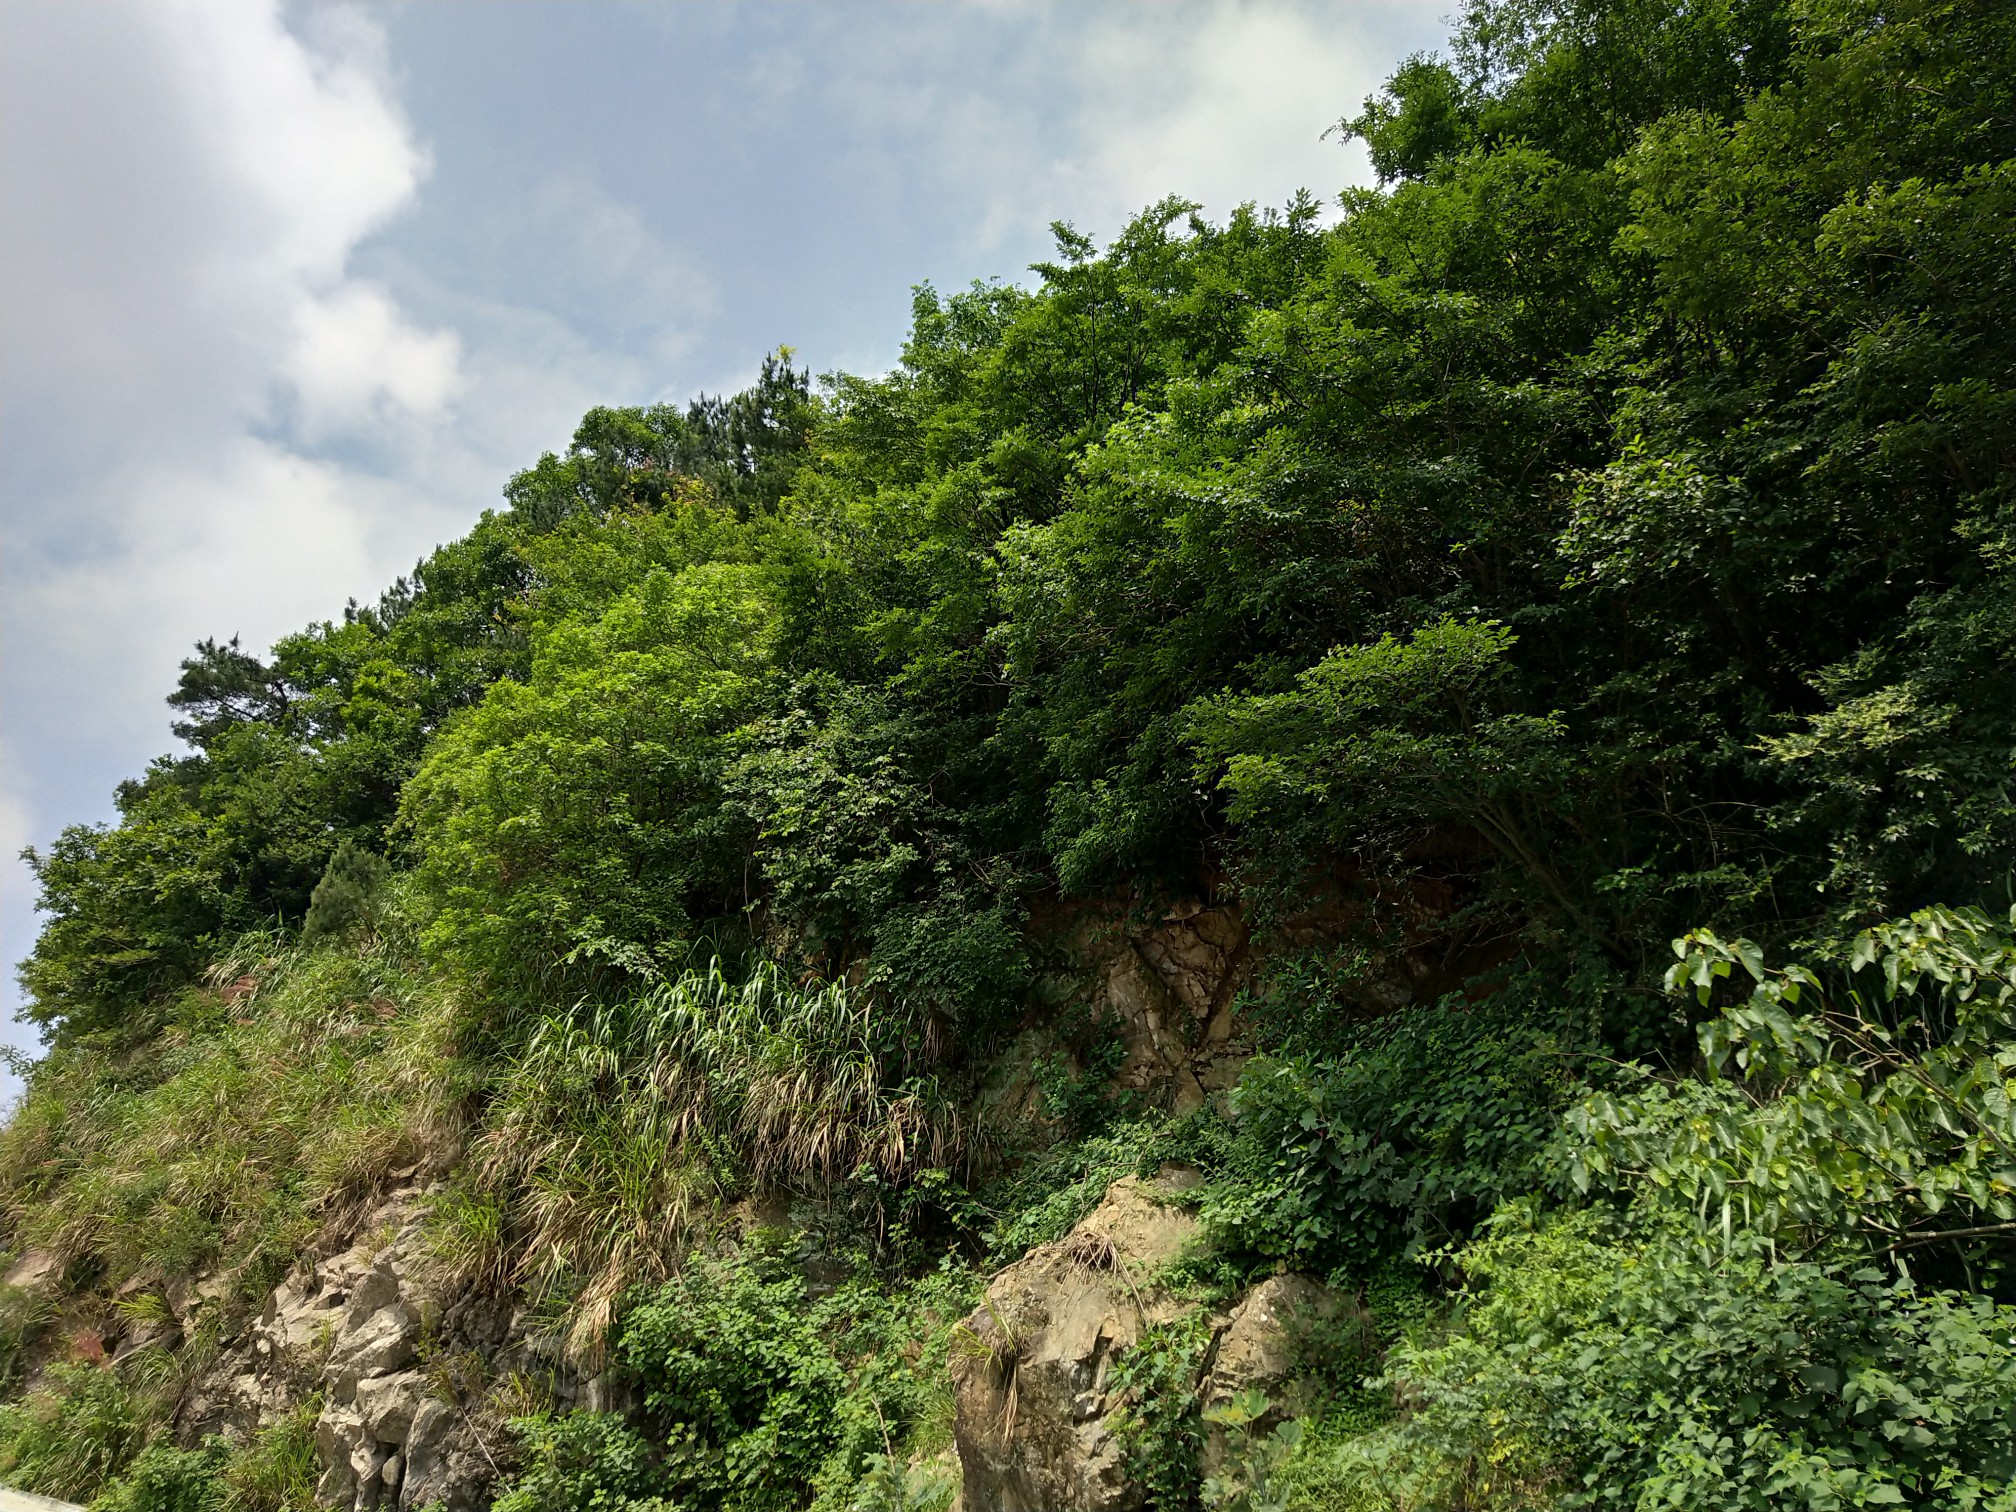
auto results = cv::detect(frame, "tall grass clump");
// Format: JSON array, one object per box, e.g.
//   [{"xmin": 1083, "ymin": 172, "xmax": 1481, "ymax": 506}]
[
  {"xmin": 0, "ymin": 1366, "xmax": 323, "ymax": 1511},
  {"xmin": 457, "ymin": 961, "xmax": 979, "ymax": 1352}
]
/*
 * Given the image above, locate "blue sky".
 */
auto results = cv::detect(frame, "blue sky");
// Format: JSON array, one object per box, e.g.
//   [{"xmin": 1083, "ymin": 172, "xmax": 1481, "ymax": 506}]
[{"xmin": 0, "ymin": 0, "xmax": 1448, "ymax": 1082}]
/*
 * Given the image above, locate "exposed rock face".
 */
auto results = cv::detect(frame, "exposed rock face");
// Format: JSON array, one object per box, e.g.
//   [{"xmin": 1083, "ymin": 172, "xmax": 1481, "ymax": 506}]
[
  {"xmin": 951, "ymin": 1174, "xmax": 1345, "ymax": 1512},
  {"xmin": 1021, "ymin": 881, "xmax": 1491, "ymax": 1121},
  {"xmin": 172, "ymin": 1190, "xmax": 509, "ymax": 1512},
  {"xmin": 1198, "ymin": 1273, "xmax": 1347, "ymax": 1474},
  {"xmin": 951, "ymin": 1172, "xmax": 1202, "ymax": 1512},
  {"xmin": 298, "ymin": 1223, "xmax": 508, "ymax": 1512},
  {"xmin": 1032, "ymin": 899, "xmax": 1249, "ymax": 1128}
]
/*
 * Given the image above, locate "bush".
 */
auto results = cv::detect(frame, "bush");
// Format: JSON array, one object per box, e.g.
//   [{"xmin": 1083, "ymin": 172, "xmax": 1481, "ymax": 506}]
[
  {"xmin": 616, "ymin": 1252, "xmax": 849, "ymax": 1512},
  {"xmin": 1274, "ymin": 907, "xmax": 2016, "ymax": 1510},
  {"xmin": 402, "ymin": 561, "xmax": 780, "ymax": 1004},
  {"xmin": 1196, "ymin": 995, "xmax": 1597, "ymax": 1278},
  {"xmin": 979, "ymin": 1117, "xmax": 1181, "ymax": 1262},
  {"xmin": 492, "ymin": 1254, "xmax": 979, "ymax": 1512},
  {"xmin": 1348, "ymin": 1209, "xmax": 2016, "ymax": 1510},
  {"xmin": 492, "ymin": 1412, "xmax": 675, "ymax": 1512},
  {"xmin": 92, "ymin": 1441, "xmax": 227, "ymax": 1512},
  {"xmin": 214, "ymin": 1403, "xmax": 322, "ymax": 1512},
  {"xmin": 1109, "ymin": 1313, "xmax": 1213, "ymax": 1512},
  {"xmin": 17, "ymin": 800, "xmax": 230, "ymax": 1046}
]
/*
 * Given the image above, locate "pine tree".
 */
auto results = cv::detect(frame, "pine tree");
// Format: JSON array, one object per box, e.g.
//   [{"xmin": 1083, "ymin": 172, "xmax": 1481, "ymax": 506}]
[{"xmin": 303, "ymin": 839, "xmax": 390, "ymax": 943}]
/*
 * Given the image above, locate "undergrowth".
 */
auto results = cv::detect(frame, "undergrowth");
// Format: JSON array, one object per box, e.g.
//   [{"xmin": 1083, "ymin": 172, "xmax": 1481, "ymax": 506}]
[
  {"xmin": 493, "ymin": 1247, "xmax": 977, "ymax": 1512},
  {"xmin": 0, "ymin": 920, "xmax": 463, "ymax": 1308}
]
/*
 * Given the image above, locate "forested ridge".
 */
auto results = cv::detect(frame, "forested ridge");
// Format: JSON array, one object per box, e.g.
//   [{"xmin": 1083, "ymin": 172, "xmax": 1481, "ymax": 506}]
[{"xmin": 4, "ymin": 1, "xmax": 2014, "ymax": 1508}]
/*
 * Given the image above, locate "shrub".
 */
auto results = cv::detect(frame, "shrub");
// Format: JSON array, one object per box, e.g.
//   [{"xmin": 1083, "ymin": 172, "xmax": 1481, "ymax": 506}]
[
  {"xmin": 1274, "ymin": 906, "xmax": 2016, "ymax": 1510},
  {"xmin": 980, "ymin": 1118, "xmax": 1178, "ymax": 1262},
  {"xmin": 616, "ymin": 1252, "xmax": 849, "ymax": 1512},
  {"xmin": 215, "ymin": 1403, "xmax": 322, "ymax": 1511},
  {"xmin": 1363, "ymin": 1209, "xmax": 2016, "ymax": 1510},
  {"xmin": 1574, "ymin": 905, "xmax": 2016, "ymax": 1289},
  {"xmin": 0, "ymin": 1361, "xmax": 152, "ymax": 1502},
  {"xmin": 92, "ymin": 1441, "xmax": 227, "ymax": 1512},
  {"xmin": 1197, "ymin": 995, "xmax": 1596, "ymax": 1278},
  {"xmin": 491, "ymin": 1412, "xmax": 674, "ymax": 1512},
  {"xmin": 490, "ymin": 1257, "xmax": 980, "ymax": 1512},
  {"xmin": 402, "ymin": 560, "xmax": 780, "ymax": 1004}
]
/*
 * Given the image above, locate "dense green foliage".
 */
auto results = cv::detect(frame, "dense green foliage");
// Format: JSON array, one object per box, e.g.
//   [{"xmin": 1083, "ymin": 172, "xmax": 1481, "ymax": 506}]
[
  {"xmin": 495, "ymin": 1252, "xmax": 969, "ymax": 1512},
  {"xmin": 1276, "ymin": 908, "xmax": 2016, "ymax": 1510},
  {"xmin": 7, "ymin": 0, "xmax": 2015, "ymax": 1506},
  {"xmin": 1196, "ymin": 992, "xmax": 1601, "ymax": 1277}
]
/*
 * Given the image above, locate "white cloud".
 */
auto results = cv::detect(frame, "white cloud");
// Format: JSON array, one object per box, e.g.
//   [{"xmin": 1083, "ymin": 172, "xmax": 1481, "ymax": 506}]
[
  {"xmin": 1, "ymin": 0, "xmax": 442, "ymax": 469},
  {"xmin": 788, "ymin": 0, "xmax": 1401, "ymax": 261},
  {"xmin": 0, "ymin": 0, "xmax": 458, "ymax": 619},
  {"xmin": 1064, "ymin": 4, "xmax": 1381, "ymax": 222},
  {"xmin": 287, "ymin": 281, "xmax": 462, "ymax": 437},
  {"xmin": 0, "ymin": 0, "xmax": 502, "ymax": 1045},
  {"xmin": 15, "ymin": 440, "xmax": 385, "ymax": 710}
]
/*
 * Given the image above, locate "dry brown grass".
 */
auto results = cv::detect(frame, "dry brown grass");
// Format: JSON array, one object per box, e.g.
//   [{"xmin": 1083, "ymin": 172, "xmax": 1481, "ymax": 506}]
[{"xmin": 461, "ymin": 961, "xmax": 982, "ymax": 1358}]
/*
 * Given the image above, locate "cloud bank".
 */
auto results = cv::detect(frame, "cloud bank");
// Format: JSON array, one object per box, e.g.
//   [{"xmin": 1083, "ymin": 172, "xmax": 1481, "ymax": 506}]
[{"xmin": 0, "ymin": 0, "xmax": 501, "ymax": 1056}]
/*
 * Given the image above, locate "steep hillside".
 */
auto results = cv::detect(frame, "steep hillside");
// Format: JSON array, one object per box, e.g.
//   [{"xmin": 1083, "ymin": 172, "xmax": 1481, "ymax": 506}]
[{"xmin": 4, "ymin": 1, "xmax": 2014, "ymax": 1509}]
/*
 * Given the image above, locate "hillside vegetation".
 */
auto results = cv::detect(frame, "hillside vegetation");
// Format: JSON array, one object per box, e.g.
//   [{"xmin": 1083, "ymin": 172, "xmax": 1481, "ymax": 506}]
[{"xmin": 5, "ymin": 0, "xmax": 2014, "ymax": 1508}]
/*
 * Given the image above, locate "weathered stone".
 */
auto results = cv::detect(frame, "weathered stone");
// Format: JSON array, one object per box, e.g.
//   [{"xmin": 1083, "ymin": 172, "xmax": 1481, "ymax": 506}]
[
  {"xmin": 325, "ymin": 1303, "xmax": 419, "ymax": 1400},
  {"xmin": 258, "ymin": 1268, "xmax": 348, "ymax": 1361},
  {"xmin": 344, "ymin": 1260, "xmax": 404, "ymax": 1326},
  {"xmin": 298, "ymin": 1225, "xmax": 497, "ymax": 1511},
  {"xmin": 316, "ymin": 1401, "xmax": 366, "ymax": 1460},
  {"xmin": 1208, "ymin": 1275, "xmax": 1333, "ymax": 1399},
  {"xmin": 355, "ymin": 1369, "xmax": 428, "ymax": 1444},
  {"xmin": 1105, "ymin": 949, "xmax": 1185, "ymax": 1090},
  {"xmin": 399, "ymin": 1399, "xmax": 490, "ymax": 1512},
  {"xmin": 2, "ymin": 1249, "xmax": 59, "ymax": 1291},
  {"xmin": 315, "ymin": 1457, "xmax": 357, "ymax": 1507},
  {"xmin": 1134, "ymin": 905, "xmax": 1244, "ymax": 1022},
  {"xmin": 177, "ymin": 1353, "xmax": 291, "ymax": 1442},
  {"xmin": 123, "ymin": 1185, "xmax": 501, "ymax": 1512},
  {"xmin": 398, "ymin": 1398, "xmax": 459, "ymax": 1509},
  {"xmin": 348, "ymin": 1435, "xmax": 387, "ymax": 1503},
  {"xmin": 1199, "ymin": 1274, "xmax": 1350, "ymax": 1474},
  {"xmin": 951, "ymin": 1172, "xmax": 1202, "ymax": 1512},
  {"xmin": 579, "ymin": 1371, "xmax": 617, "ymax": 1413},
  {"xmin": 162, "ymin": 1268, "xmax": 232, "ymax": 1331},
  {"xmin": 110, "ymin": 1319, "xmax": 179, "ymax": 1363}
]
